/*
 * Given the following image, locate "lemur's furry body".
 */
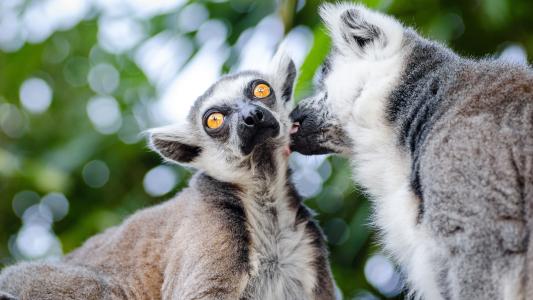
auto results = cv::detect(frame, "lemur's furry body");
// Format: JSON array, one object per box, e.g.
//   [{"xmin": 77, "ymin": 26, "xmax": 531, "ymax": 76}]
[
  {"xmin": 0, "ymin": 52, "xmax": 336, "ymax": 300},
  {"xmin": 290, "ymin": 3, "xmax": 533, "ymax": 299}
]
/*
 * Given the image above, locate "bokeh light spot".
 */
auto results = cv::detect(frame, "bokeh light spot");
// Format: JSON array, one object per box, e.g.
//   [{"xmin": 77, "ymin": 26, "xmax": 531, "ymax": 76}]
[
  {"xmin": 22, "ymin": 204, "xmax": 53, "ymax": 228},
  {"xmin": 88, "ymin": 63, "xmax": 120, "ymax": 95},
  {"xmin": 98, "ymin": 17, "xmax": 145, "ymax": 54},
  {"xmin": 353, "ymin": 290, "xmax": 380, "ymax": 300},
  {"xmin": 178, "ymin": 3, "xmax": 209, "ymax": 33},
  {"xmin": 40, "ymin": 192, "xmax": 69, "ymax": 221},
  {"xmin": 143, "ymin": 165, "xmax": 178, "ymax": 197},
  {"xmin": 364, "ymin": 254, "xmax": 403, "ymax": 297},
  {"xmin": 118, "ymin": 115, "xmax": 142, "ymax": 144},
  {"xmin": 86, "ymin": 96, "xmax": 122, "ymax": 134},
  {"xmin": 289, "ymin": 153, "xmax": 329, "ymax": 198},
  {"xmin": 42, "ymin": 36, "xmax": 71, "ymax": 64},
  {"xmin": 324, "ymin": 218, "xmax": 350, "ymax": 245},
  {"xmin": 499, "ymin": 43, "xmax": 528, "ymax": 65},
  {"xmin": 196, "ymin": 19, "xmax": 228, "ymax": 46},
  {"xmin": 82, "ymin": 160, "xmax": 110, "ymax": 188},
  {"xmin": 12, "ymin": 190, "xmax": 40, "ymax": 218},
  {"xmin": 0, "ymin": 103, "xmax": 27, "ymax": 138},
  {"xmin": 19, "ymin": 78, "xmax": 53, "ymax": 114},
  {"xmin": 15, "ymin": 224, "xmax": 61, "ymax": 259},
  {"xmin": 0, "ymin": 8, "xmax": 24, "ymax": 52},
  {"xmin": 63, "ymin": 57, "xmax": 90, "ymax": 87},
  {"xmin": 316, "ymin": 187, "xmax": 344, "ymax": 214}
]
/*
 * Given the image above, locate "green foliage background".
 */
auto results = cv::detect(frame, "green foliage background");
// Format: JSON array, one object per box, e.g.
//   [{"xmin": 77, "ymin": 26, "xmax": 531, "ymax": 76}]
[{"xmin": 0, "ymin": 0, "xmax": 531, "ymax": 299}]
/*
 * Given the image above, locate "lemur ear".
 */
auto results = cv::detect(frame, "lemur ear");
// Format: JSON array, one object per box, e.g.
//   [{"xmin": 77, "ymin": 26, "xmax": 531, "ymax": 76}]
[
  {"xmin": 149, "ymin": 124, "xmax": 202, "ymax": 164},
  {"xmin": 270, "ymin": 48, "xmax": 297, "ymax": 102},
  {"xmin": 319, "ymin": 3, "xmax": 403, "ymax": 58}
]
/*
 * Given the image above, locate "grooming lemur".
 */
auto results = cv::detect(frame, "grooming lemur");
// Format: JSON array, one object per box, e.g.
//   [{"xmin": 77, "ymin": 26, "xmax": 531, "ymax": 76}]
[
  {"xmin": 0, "ymin": 52, "xmax": 336, "ymax": 300},
  {"xmin": 290, "ymin": 3, "xmax": 533, "ymax": 300}
]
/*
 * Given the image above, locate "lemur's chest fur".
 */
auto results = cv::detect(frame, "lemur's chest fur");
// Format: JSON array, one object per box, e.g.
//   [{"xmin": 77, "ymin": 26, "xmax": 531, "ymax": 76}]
[
  {"xmin": 196, "ymin": 168, "xmax": 329, "ymax": 300},
  {"xmin": 240, "ymin": 186, "xmax": 321, "ymax": 299}
]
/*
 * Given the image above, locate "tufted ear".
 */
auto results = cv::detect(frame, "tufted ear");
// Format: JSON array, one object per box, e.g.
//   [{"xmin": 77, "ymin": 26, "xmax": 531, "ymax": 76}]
[
  {"xmin": 149, "ymin": 124, "xmax": 202, "ymax": 164},
  {"xmin": 319, "ymin": 3, "xmax": 404, "ymax": 58},
  {"xmin": 270, "ymin": 48, "xmax": 297, "ymax": 102}
]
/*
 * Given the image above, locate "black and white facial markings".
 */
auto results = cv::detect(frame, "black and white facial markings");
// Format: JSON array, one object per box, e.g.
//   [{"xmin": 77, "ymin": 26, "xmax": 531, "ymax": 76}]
[{"xmin": 149, "ymin": 52, "xmax": 297, "ymax": 185}]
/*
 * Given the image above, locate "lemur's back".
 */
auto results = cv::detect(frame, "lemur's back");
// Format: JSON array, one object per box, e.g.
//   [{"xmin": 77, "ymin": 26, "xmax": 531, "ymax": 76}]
[
  {"xmin": 64, "ymin": 191, "xmax": 187, "ymax": 299},
  {"xmin": 0, "ymin": 173, "xmax": 335, "ymax": 300},
  {"xmin": 417, "ymin": 60, "xmax": 533, "ymax": 299},
  {"xmin": 0, "ymin": 186, "xmax": 193, "ymax": 299}
]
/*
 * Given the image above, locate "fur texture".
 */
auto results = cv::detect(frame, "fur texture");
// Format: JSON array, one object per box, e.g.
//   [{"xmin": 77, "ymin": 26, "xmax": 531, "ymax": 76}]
[
  {"xmin": 0, "ymin": 51, "xmax": 336, "ymax": 300},
  {"xmin": 290, "ymin": 3, "xmax": 533, "ymax": 299}
]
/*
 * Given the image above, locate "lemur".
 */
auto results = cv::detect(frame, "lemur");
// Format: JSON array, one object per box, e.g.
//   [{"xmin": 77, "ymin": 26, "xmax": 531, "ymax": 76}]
[
  {"xmin": 0, "ymin": 51, "xmax": 337, "ymax": 300},
  {"xmin": 290, "ymin": 3, "xmax": 533, "ymax": 300}
]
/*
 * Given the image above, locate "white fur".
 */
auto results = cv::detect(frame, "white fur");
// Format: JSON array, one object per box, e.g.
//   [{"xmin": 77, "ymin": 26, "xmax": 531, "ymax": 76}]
[
  {"xmin": 320, "ymin": 3, "xmax": 443, "ymax": 299},
  {"xmin": 243, "ymin": 162, "xmax": 319, "ymax": 298},
  {"xmin": 501, "ymin": 255, "xmax": 525, "ymax": 300}
]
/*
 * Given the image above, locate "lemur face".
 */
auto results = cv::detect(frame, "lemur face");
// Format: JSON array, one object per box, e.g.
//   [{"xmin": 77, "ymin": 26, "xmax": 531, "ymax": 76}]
[
  {"xmin": 149, "ymin": 52, "xmax": 296, "ymax": 183},
  {"xmin": 197, "ymin": 75, "xmax": 282, "ymax": 156},
  {"xmin": 290, "ymin": 3, "xmax": 406, "ymax": 156}
]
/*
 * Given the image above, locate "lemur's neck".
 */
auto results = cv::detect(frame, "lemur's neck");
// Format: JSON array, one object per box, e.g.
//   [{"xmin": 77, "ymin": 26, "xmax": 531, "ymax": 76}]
[
  {"xmin": 192, "ymin": 144, "xmax": 301, "ymax": 230},
  {"xmin": 242, "ymin": 144, "xmax": 293, "ymax": 206},
  {"xmin": 385, "ymin": 31, "xmax": 461, "ymax": 199},
  {"xmin": 193, "ymin": 143, "xmax": 296, "ymax": 207}
]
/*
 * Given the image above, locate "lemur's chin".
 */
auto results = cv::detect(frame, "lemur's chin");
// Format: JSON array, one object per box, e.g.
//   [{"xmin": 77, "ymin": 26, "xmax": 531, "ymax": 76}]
[{"xmin": 240, "ymin": 124, "xmax": 281, "ymax": 156}]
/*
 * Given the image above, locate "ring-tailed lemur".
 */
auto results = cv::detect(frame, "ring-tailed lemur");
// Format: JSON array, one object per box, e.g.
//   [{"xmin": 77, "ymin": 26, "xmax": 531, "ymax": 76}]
[
  {"xmin": 0, "ymin": 51, "xmax": 337, "ymax": 300},
  {"xmin": 290, "ymin": 3, "xmax": 533, "ymax": 300}
]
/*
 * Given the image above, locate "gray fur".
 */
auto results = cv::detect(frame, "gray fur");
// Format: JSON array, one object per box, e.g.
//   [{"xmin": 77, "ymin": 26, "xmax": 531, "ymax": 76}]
[
  {"xmin": 291, "ymin": 3, "xmax": 533, "ymax": 299},
  {"xmin": 0, "ymin": 52, "xmax": 336, "ymax": 300},
  {"xmin": 418, "ymin": 59, "xmax": 533, "ymax": 299}
]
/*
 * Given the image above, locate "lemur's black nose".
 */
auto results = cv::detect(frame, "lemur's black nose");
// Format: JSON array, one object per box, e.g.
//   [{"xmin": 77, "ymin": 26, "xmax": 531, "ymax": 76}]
[
  {"xmin": 242, "ymin": 107, "xmax": 265, "ymax": 127},
  {"xmin": 238, "ymin": 104, "xmax": 280, "ymax": 155}
]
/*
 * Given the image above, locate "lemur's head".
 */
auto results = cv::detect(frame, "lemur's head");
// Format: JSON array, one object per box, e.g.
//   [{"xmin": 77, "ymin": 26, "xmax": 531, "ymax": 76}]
[
  {"xmin": 149, "ymin": 51, "xmax": 297, "ymax": 183},
  {"xmin": 290, "ymin": 3, "xmax": 407, "ymax": 155}
]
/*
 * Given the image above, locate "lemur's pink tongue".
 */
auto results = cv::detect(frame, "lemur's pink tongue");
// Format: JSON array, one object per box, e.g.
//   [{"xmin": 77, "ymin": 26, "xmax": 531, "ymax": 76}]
[
  {"xmin": 290, "ymin": 122, "xmax": 300, "ymax": 134},
  {"xmin": 283, "ymin": 145, "xmax": 291, "ymax": 157},
  {"xmin": 284, "ymin": 122, "xmax": 299, "ymax": 157}
]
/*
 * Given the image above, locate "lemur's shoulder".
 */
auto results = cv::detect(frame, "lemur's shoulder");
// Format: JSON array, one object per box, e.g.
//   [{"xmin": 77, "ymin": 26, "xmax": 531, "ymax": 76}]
[
  {"xmin": 453, "ymin": 61, "xmax": 533, "ymax": 113},
  {"xmin": 62, "ymin": 175, "xmax": 250, "ymax": 297},
  {"xmin": 67, "ymin": 174, "xmax": 246, "ymax": 264},
  {"xmin": 64, "ymin": 194, "xmax": 187, "ymax": 274}
]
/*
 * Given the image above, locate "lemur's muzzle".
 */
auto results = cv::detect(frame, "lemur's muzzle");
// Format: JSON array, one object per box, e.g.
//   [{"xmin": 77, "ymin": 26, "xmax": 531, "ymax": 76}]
[
  {"xmin": 289, "ymin": 103, "xmax": 332, "ymax": 155},
  {"xmin": 289, "ymin": 99, "xmax": 353, "ymax": 156},
  {"xmin": 238, "ymin": 104, "xmax": 280, "ymax": 155}
]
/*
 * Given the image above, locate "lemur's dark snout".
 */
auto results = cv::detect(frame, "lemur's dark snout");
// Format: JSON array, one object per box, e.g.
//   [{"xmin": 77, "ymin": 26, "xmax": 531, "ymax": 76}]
[
  {"xmin": 242, "ymin": 108, "xmax": 265, "ymax": 127},
  {"xmin": 238, "ymin": 105, "xmax": 280, "ymax": 155},
  {"xmin": 289, "ymin": 104, "xmax": 333, "ymax": 155}
]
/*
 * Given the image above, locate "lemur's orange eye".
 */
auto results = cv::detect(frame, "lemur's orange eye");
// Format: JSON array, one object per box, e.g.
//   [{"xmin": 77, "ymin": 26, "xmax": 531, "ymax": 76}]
[
  {"xmin": 206, "ymin": 112, "xmax": 224, "ymax": 129},
  {"xmin": 253, "ymin": 83, "xmax": 271, "ymax": 99}
]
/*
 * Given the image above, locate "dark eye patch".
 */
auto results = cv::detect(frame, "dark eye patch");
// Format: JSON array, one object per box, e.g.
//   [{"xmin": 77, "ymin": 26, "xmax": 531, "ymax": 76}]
[
  {"xmin": 202, "ymin": 105, "xmax": 232, "ymax": 139},
  {"xmin": 246, "ymin": 80, "xmax": 275, "ymax": 105}
]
